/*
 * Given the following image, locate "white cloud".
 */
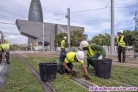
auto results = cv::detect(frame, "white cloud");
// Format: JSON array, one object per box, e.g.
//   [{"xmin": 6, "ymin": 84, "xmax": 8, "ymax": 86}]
[
  {"xmin": 0, "ymin": 0, "xmax": 137, "ymax": 44},
  {"xmin": 5, "ymin": 35, "xmax": 27, "ymax": 44}
]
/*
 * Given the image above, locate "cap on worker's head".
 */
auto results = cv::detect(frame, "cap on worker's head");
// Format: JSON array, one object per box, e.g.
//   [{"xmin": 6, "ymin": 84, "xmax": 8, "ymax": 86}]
[
  {"xmin": 76, "ymin": 51, "xmax": 85, "ymax": 61},
  {"xmin": 118, "ymin": 30, "xmax": 123, "ymax": 34},
  {"xmin": 5, "ymin": 40, "xmax": 9, "ymax": 43},
  {"xmin": 80, "ymin": 40, "xmax": 89, "ymax": 48},
  {"xmin": 64, "ymin": 36, "xmax": 67, "ymax": 39}
]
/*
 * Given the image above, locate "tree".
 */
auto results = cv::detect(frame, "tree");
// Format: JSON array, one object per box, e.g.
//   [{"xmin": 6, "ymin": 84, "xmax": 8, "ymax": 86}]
[
  {"xmin": 10, "ymin": 44, "xmax": 20, "ymax": 51},
  {"xmin": 91, "ymin": 33, "xmax": 110, "ymax": 46},
  {"xmin": 132, "ymin": 30, "xmax": 138, "ymax": 52},
  {"xmin": 123, "ymin": 30, "xmax": 135, "ymax": 46},
  {"xmin": 54, "ymin": 30, "xmax": 87, "ymax": 47},
  {"xmin": 70, "ymin": 30, "xmax": 87, "ymax": 46},
  {"xmin": 54, "ymin": 33, "xmax": 67, "ymax": 47}
]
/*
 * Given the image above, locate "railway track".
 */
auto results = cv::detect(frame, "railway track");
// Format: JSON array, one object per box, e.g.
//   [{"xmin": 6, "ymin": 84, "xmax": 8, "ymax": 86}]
[
  {"xmin": 112, "ymin": 61, "xmax": 138, "ymax": 68},
  {"xmin": 70, "ymin": 77, "xmax": 109, "ymax": 92},
  {"xmin": 16, "ymin": 53, "xmax": 109, "ymax": 92},
  {"xmin": 89, "ymin": 72, "xmax": 136, "ymax": 87},
  {"xmin": 15, "ymin": 54, "xmax": 57, "ymax": 92},
  {"xmin": 15, "ymin": 52, "xmax": 137, "ymax": 91}
]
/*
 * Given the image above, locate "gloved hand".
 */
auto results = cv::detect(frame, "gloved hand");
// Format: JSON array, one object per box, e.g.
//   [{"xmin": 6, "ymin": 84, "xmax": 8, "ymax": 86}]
[
  {"xmin": 70, "ymin": 71, "xmax": 76, "ymax": 76},
  {"xmin": 98, "ymin": 55, "xmax": 103, "ymax": 60},
  {"xmin": 83, "ymin": 75, "xmax": 91, "ymax": 80}
]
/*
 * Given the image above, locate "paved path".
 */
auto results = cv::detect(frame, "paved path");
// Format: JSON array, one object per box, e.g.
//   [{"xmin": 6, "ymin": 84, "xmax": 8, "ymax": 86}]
[
  {"xmin": 0, "ymin": 63, "xmax": 10, "ymax": 88},
  {"xmin": 0, "ymin": 64, "xmax": 4, "ymax": 72}
]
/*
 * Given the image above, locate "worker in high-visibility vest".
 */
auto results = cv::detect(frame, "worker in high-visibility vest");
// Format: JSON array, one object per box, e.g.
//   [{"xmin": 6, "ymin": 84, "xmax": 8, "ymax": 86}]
[
  {"xmin": 0, "ymin": 40, "xmax": 10, "ymax": 64},
  {"xmin": 58, "ymin": 51, "xmax": 90, "ymax": 80},
  {"xmin": 117, "ymin": 30, "xmax": 127, "ymax": 63},
  {"xmin": 60, "ymin": 36, "xmax": 68, "ymax": 54},
  {"xmin": 59, "ymin": 36, "xmax": 68, "ymax": 63},
  {"xmin": 80, "ymin": 41, "xmax": 106, "ymax": 69}
]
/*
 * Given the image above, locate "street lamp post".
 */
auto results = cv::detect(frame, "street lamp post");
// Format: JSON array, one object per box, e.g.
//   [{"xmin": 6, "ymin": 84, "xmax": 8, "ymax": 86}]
[
  {"xmin": 43, "ymin": 23, "xmax": 44, "ymax": 53},
  {"xmin": 37, "ymin": 37, "xmax": 39, "ymax": 51},
  {"xmin": 31, "ymin": 43, "xmax": 32, "ymax": 51}
]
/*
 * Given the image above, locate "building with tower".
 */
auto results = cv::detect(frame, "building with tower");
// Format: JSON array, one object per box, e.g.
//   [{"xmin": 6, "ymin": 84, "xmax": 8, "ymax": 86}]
[{"xmin": 16, "ymin": 0, "xmax": 85, "ymax": 50}]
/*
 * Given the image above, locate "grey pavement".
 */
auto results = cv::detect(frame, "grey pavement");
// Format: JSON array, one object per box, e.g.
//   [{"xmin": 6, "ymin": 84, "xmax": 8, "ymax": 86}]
[{"xmin": 0, "ymin": 63, "xmax": 9, "ymax": 88}]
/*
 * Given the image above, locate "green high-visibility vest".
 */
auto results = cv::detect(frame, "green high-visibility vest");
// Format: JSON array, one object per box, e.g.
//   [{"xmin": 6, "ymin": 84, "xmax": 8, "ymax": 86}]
[{"xmin": 86, "ymin": 45, "xmax": 98, "ymax": 57}]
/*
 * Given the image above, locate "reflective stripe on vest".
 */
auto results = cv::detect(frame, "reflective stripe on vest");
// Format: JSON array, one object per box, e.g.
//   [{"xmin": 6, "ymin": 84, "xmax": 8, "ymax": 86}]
[
  {"xmin": 86, "ymin": 45, "xmax": 98, "ymax": 57},
  {"xmin": 61, "ymin": 40, "xmax": 65, "ymax": 48},
  {"xmin": 117, "ymin": 36, "xmax": 126, "ymax": 47}
]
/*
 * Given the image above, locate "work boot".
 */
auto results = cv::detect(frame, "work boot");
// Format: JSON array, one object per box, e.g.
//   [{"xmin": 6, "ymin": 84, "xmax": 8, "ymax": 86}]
[
  {"xmin": 118, "ymin": 61, "xmax": 121, "ymax": 63},
  {"xmin": 7, "ymin": 62, "xmax": 10, "ymax": 64},
  {"xmin": 122, "ymin": 61, "xmax": 125, "ymax": 63}
]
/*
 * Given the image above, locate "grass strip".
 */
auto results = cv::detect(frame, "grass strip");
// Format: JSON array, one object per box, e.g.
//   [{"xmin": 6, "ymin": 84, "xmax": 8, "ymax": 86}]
[
  {"xmin": 73, "ymin": 63, "xmax": 122, "ymax": 87},
  {"xmin": 111, "ymin": 65, "xmax": 138, "ymax": 86},
  {"xmin": 25, "ymin": 57, "xmax": 122, "ymax": 86},
  {"xmin": 26, "ymin": 56, "xmax": 89, "ymax": 92},
  {"xmin": 0, "ymin": 55, "xmax": 44, "ymax": 92},
  {"xmin": 25, "ymin": 56, "xmax": 138, "ymax": 87}
]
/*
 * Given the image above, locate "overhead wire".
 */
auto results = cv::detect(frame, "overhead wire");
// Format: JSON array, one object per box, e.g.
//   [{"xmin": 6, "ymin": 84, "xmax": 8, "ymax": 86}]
[
  {"xmin": 0, "ymin": 0, "xmax": 137, "ymax": 27},
  {"xmin": 3, "ymin": 0, "xmax": 138, "ymax": 20},
  {"xmin": 21, "ymin": 0, "xmax": 30, "ymax": 3},
  {"xmin": 21, "ymin": 0, "xmax": 60, "ymax": 16},
  {"xmin": 105, "ymin": 0, "xmax": 110, "ymax": 8},
  {"xmin": 0, "ymin": 5, "xmax": 27, "ymax": 19},
  {"xmin": 0, "ymin": 21, "xmax": 15, "ymax": 25},
  {"xmin": 0, "ymin": 14, "xmax": 12, "ymax": 23},
  {"xmin": 46, "ymin": 17, "xmax": 66, "ymax": 23}
]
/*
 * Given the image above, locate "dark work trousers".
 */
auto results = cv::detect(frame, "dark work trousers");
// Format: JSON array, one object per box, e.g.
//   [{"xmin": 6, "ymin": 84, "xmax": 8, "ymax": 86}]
[
  {"xmin": 87, "ymin": 53, "xmax": 100, "ymax": 69},
  {"xmin": 0, "ymin": 51, "xmax": 2, "ymax": 64},
  {"xmin": 58, "ymin": 52, "xmax": 73, "ymax": 74},
  {"xmin": 118, "ymin": 46, "xmax": 126, "ymax": 63},
  {"xmin": 60, "ymin": 48, "xmax": 65, "ymax": 58},
  {"xmin": 6, "ymin": 52, "xmax": 10, "ymax": 64},
  {"xmin": 59, "ymin": 48, "xmax": 66, "ymax": 64}
]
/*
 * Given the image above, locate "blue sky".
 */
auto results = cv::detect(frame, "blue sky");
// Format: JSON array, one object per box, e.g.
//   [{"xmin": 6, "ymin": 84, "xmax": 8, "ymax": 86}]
[{"xmin": 0, "ymin": 0, "xmax": 138, "ymax": 44}]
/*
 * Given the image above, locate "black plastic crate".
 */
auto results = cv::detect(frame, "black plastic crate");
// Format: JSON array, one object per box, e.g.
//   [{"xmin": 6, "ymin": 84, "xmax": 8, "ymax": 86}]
[
  {"xmin": 94, "ymin": 58, "xmax": 112, "ymax": 79},
  {"xmin": 39, "ymin": 62, "xmax": 57, "ymax": 82}
]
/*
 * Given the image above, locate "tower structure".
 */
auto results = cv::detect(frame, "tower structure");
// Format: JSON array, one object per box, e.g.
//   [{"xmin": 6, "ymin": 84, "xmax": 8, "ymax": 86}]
[{"xmin": 28, "ymin": 0, "xmax": 43, "ymax": 45}]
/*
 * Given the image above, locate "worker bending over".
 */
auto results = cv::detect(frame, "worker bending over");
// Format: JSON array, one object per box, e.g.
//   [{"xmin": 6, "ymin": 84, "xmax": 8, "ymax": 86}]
[
  {"xmin": 0, "ymin": 40, "xmax": 10, "ymax": 64},
  {"xmin": 58, "ymin": 51, "xmax": 90, "ymax": 80},
  {"xmin": 80, "ymin": 41, "xmax": 106, "ymax": 69}
]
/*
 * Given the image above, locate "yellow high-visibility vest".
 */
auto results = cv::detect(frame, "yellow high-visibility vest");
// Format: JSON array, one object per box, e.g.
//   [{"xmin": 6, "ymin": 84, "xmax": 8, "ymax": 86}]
[
  {"xmin": 86, "ymin": 45, "xmax": 98, "ymax": 57},
  {"xmin": 61, "ymin": 40, "xmax": 65, "ymax": 48},
  {"xmin": 64, "ymin": 52, "xmax": 84, "ymax": 64},
  {"xmin": 0, "ymin": 43, "xmax": 10, "ymax": 51},
  {"xmin": 117, "ymin": 36, "xmax": 126, "ymax": 47}
]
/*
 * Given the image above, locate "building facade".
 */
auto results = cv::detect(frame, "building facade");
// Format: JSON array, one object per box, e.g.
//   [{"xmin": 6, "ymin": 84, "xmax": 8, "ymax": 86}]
[{"xmin": 16, "ymin": 19, "xmax": 84, "ymax": 50}]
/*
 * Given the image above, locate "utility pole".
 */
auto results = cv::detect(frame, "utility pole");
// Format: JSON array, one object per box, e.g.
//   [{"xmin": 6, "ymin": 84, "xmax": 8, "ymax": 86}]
[
  {"xmin": 66, "ymin": 8, "xmax": 71, "ymax": 51},
  {"xmin": 111, "ymin": 0, "xmax": 114, "ymax": 56},
  {"xmin": 50, "ymin": 34, "xmax": 51, "ymax": 51},
  {"xmin": 43, "ymin": 23, "xmax": 44, "ymax": 53},
  {"xmin": 134, "ymin": 11, "xmax": 137, "ymax": 31}
]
